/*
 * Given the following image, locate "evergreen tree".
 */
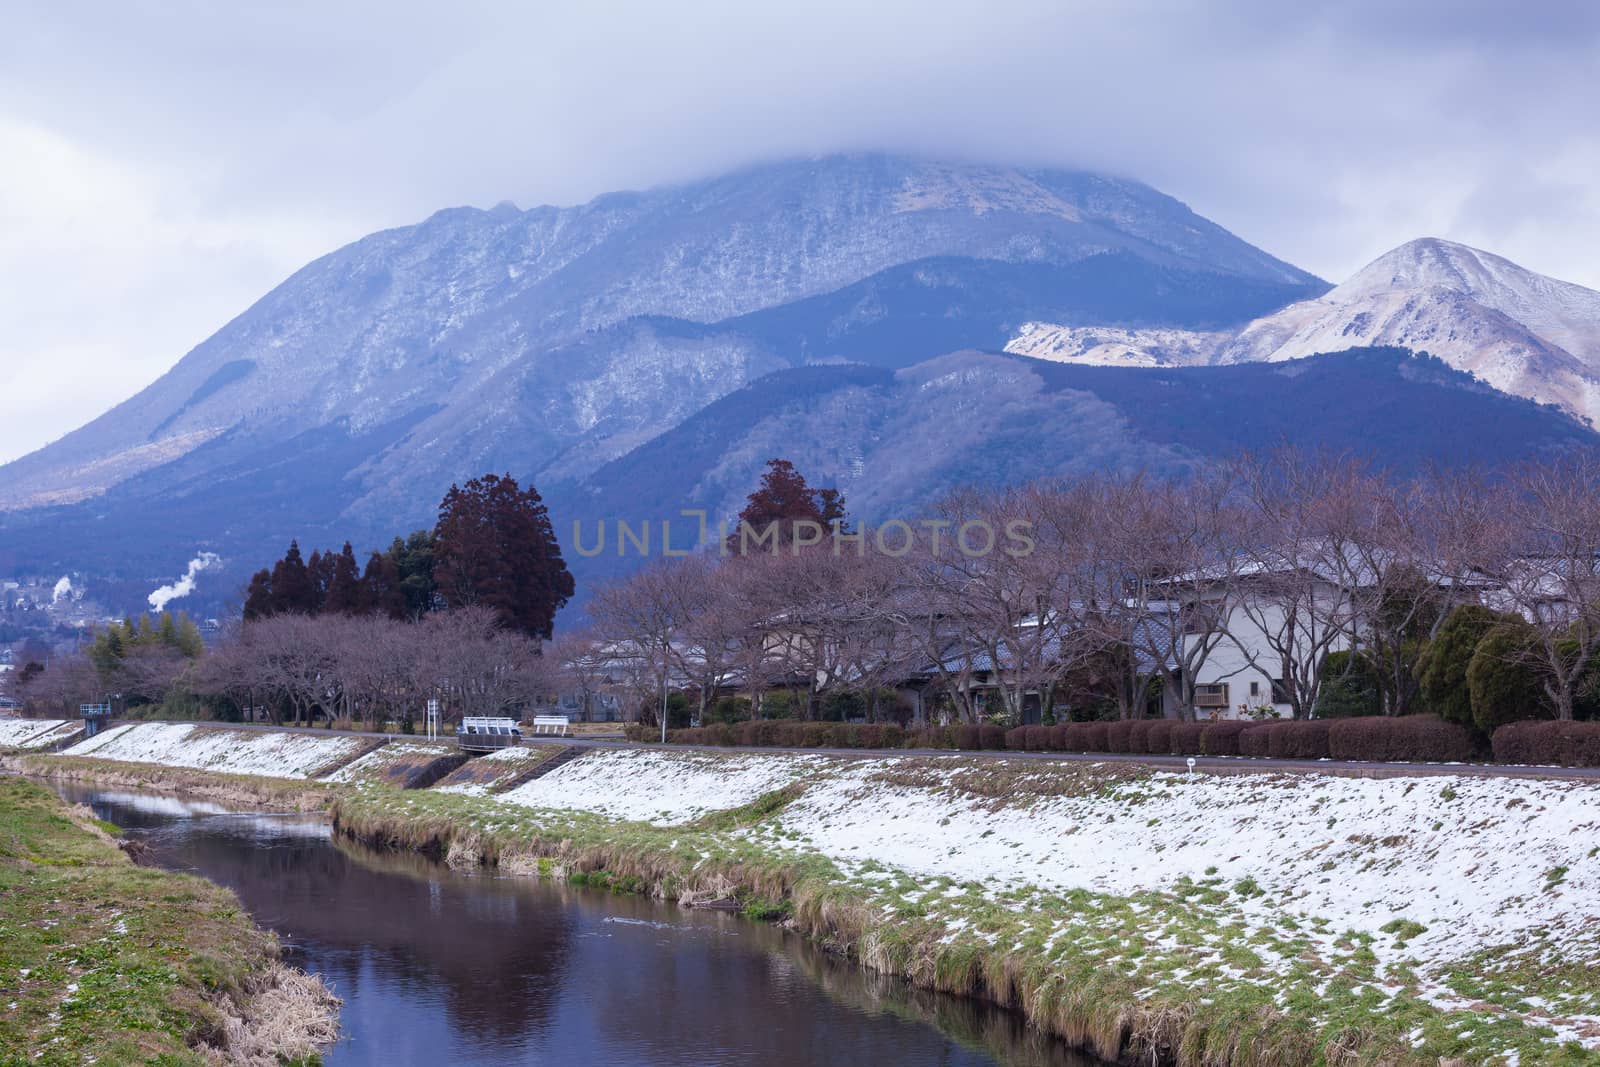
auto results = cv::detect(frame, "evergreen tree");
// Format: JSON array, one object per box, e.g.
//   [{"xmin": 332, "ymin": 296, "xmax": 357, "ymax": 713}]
[
  {"xmin": 1417, "ymin": 605, "xmax": 1507, "ymax": 727},
  {"xmin": 269, "ymin": 540, "xmax": 314, "ymax": 614},
  {"xmin": 243, "ymin": 568, "xmax": 273, "ymax": 621},
  {"xmin": 434, "ymin": 474, "xmax": 574, "ymax": 639},
  {"xmin": 727, "ymin": 458, "xmax": 848, "ymax": 551},
  {"xmin": 324, "ymin": 542, "xmax": 363, "ymax": 614},
  {"xmin": 360, "ymin": 550, "xmax": 407, "ymax": 619}
]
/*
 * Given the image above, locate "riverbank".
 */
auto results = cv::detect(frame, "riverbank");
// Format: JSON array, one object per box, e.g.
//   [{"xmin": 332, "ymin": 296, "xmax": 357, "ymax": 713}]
[
  {"xmin": 16, "ymin": 725, "xmax": 1600, "ymax": 1065},
  {"xmin": 0, "ymin": 777, "xmax": 339, "ymax": 1065},
  {"xmin": 331, "ymin": 748, "xmax": 1600, "ymax": 1066}
]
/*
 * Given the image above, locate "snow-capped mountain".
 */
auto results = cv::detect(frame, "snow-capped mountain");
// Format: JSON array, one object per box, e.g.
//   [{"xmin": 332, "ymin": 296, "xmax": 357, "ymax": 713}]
[
  {"xmin": 0, "ymin": 154, "xmax": 1321, "ymax": 525},
  {"xmin": 13, "ymin": 156, "xmax": 1595, "ymax": 619},
  {"xmin": 1004, "ymin": 323, "xmax": 1229, "ymax": 367},
  {"xmin": 1214, "ymin": 238, "xmax": 1600, "ymax": 423}
]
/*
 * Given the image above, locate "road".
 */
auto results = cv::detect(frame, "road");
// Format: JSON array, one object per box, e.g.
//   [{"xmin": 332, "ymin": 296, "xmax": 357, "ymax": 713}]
[{"xmin": 114, "ymin": 718, "xmax": 1600, "ymax": 783}]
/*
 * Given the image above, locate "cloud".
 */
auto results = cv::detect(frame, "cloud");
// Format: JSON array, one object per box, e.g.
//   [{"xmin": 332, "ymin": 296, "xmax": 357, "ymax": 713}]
[
  {"xmin": 148, "ymin": 553, "xmax": 223, "ymax": 613},
  {"xmin": 2, "ymin": 1, "xmax": 1598, "ymax": 462}
]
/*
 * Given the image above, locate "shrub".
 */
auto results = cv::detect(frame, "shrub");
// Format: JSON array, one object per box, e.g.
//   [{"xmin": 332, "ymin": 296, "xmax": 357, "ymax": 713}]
[
  {"xmin": 954, "ymin": 724, "xmax": 981, "ymax": 750},
  {"xmin": 1047, "ymin": 723, "xmax": 1070, "ymax": 751},
  {"xmin": 1168, "ymin": 722, "xmax": 1207, "ymax": 755},
  {"xmin": 1327, "ymin": 715, "xmax": 1476, "ymax": 762},
  {"xmin": 1104, "ymin": 720, "xmax": 1136, "ymax": 753},
  {"xmin": 1062, "ymin": 722, "xmax": 1109, "ymax": 752},
  {"xmin": 1467, "ymin": 621, "xmax": 1551, "ymax": 733},
  {"xmin": 1493, "ymin": 720, "xmax": 1600, "ymax": 767},
  {"xmin": 979, "ymin": 724, "xmax": 1007, "ymax": 750},
  {"xmin": 1265, "ymin": 720, "xmax": 1332, "ymax": 760},
  {"xmin": 1418, "ymin": 605, "xmax": 1509, "ymax": 727},
  {"xmin": 1006, "ymin": 726, "xmax": 1030, "ymax": 750},
  {"xmin": 1314, "ymin": 650, "xmax": 1383, "ymax": 718},
  {"xmin": 1238, "ymin": 725, "xmax": 1273, "ymax": 758},
  {"xmin": 1200, "ymin": 721, "xmax": 1252, "ymax": 756}
]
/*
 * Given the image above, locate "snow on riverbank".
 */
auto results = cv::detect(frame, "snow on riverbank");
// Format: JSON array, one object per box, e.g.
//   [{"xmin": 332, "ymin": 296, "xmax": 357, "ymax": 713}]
[
  {"xmin": 497, "ymin": 748, "xmax": 826, "ymax": 823},
  {"xmin": 64, "ymin": 723, "xmax": 365, "ymax": 779},
  {"xmin": 434, "ymin": 747, "xmax": 548, "ymax": 796},
  {"xmin": 322, "ymin": 741, "xmax": 456, "ymax": 786},
  {"xmin": 0, "ymin": 719, "xmax": 77, "ymax": 751},
  {"xmin": 521, "ymin": 750, "xmax": 1600, "ymax": 969}
]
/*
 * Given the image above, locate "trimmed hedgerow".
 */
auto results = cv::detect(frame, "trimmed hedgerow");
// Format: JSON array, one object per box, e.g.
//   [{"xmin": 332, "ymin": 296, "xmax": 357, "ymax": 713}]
[
  {"xmin": 631, "ymin": 712, "xmax": 1495, "ymax": 765},
  {"xmin": 1200, "ymin": 721, "xmax": 1252, "ymax": 756},
  {"xmin": 1168, "ymin": 722, "xmax": 1208, "ymax": 756},
  {"xmin": 1266, "ymin": 721, "xmax": 1333, "ymax": 760},
  {"xmin": 1492, "ymin": 720, "xmax": 1600, "ymax": 767},
  {"xmin": 1062, "ymin": 722, "xmax": 1109, "ymax": 752},
  {"xmin": 1327, "ymin": 715, "xmax": 1476, "ymax": 763}
]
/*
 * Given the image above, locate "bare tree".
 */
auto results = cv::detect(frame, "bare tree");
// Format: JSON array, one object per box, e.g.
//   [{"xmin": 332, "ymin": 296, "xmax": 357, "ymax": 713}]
[
  {"xmin": 588, "ymin": 560, "xmax": 707, "ymax": 740},
  {"xmin": 1490, "ymin": 456, "xmax": 1600, "ymax": 720}
]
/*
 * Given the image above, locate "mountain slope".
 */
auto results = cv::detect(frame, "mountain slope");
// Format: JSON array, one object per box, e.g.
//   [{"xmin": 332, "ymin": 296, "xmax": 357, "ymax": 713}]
[
  {"xmin": 1214, "ymin": 239, "xmax": 1600, "ymax": 423},
  {"xmin": 565, "ymin": 346, "xmax": 1597, "ymax": 544},
  {"xmin": 0, "ymin": 154, "xmax": 1324, "ymax": 520}
]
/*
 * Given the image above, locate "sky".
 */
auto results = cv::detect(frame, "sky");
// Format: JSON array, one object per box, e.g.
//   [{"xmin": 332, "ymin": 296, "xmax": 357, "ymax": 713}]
[{"xmin": 3, "ymin": 0, "xmax": 1598, "ymax": 464}]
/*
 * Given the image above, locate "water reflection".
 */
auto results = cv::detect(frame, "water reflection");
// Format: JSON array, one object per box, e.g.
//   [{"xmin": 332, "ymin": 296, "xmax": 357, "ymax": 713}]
[{"xmin": 58, "ymin": 784, "xmax": 1103, "ymax": 1067}]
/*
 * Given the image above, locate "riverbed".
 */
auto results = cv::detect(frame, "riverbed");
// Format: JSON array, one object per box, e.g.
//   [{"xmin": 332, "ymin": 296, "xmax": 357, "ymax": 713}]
[{"xmin": 56, "ymin": 783, "xmax": 1098, "ymax": 1066}]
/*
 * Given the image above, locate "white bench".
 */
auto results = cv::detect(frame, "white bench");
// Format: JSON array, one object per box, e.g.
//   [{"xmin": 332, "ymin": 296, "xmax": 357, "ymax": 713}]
[{"xmin": 531, "ymin": 714, "xmax": 570, "ymax": 737}]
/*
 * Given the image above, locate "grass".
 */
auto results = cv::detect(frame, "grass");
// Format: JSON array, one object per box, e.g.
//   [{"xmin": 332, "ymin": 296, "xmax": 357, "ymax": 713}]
[
  {"xmin": 2, "ymin": 753, "xmax": 340, "ymax": 811},
  {"xmin": 18, "ymin": 738, "xmax": 1600, "ymax": 1066},
  {"xmin": 0, "ymin": 777, "xmax": 337, "ymax": 1065},
  {"xmin": 327, "ymin": 779, "xmax": 1600, "ymax": 1067}
]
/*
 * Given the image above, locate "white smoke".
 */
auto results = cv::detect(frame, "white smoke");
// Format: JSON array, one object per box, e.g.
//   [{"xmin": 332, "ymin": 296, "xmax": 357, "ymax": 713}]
[
  {"xmin": 51, "ymin": 576, "xmax": 72, "ymax": 604},
  {"xmin": 148, "ymin": 552, "xmax": 223, "ymax": 612}
]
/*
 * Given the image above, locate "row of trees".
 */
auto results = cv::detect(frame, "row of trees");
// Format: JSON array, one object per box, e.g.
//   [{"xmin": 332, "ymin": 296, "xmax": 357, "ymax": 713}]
[
  {"xmin": 18, "ymin": 607, "xmax": 551, "ymax": 728},
  {"xmin": 577, "ymin": 450, "xmax": 1600, "ymax": 732},
  {"xmin": 243, "ymin": 474, "xmax": 573, "ymax": 639}
]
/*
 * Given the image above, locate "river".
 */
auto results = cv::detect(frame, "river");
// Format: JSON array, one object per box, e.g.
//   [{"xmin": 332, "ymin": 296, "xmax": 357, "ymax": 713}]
[{"xmin": 56, "ymin": 783, "xmax": 1105, "ymax": 1067}]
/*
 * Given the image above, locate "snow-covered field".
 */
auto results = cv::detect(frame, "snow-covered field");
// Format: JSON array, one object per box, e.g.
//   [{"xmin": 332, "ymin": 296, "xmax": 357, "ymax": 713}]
[
  {"xmin": 497, "ymin": 748, "xmax": 824, "ymax": 823},
  {"xmin": 509, "ymin": 749, "xmax": 1600, "ymax": 1054},
  {"xmin": 63, "ymin": 723, "xmax": 365, "ymax": 779},
  {"xmin": 0, "ymin": 718, "xmax": 78, "ymax": 751}
]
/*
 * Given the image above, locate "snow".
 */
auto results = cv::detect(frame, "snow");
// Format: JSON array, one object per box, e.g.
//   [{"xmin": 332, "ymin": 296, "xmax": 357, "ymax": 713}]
[
  {"xmin": 1219, "ymin": 237, "xmax": 1600, "ymax": 423},
  {"xmin": 496, "ymin": 748, "xmax": 824, "ymax": 824},
  {"xmin": 498, "ymin": 747, "xmax": 1600, "ymax": 1046},
  {"xmin": 323, "ymin": 741, "xmax": 454, "ymax": 784},
  {"xmin": 62, "ymin": 723, "xmax": 364, "ymax": 779},
  {"xmin": 434, "ymin": 746, "xmax": 549, "ymax": 796},
  {"xmin": 0, "ymin": 718, "xmax": 75, "ymax": 751}
]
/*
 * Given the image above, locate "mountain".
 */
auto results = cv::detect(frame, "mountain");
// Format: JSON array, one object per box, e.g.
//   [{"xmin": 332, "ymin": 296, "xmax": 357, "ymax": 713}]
[
  {"xmin": 1213, "ymin": 239, "xmax": 1600, "ymax": 424},
  {"xmin": 565, "ymin": 347, "xmax": 1598, "ymax": 542},
  {"xmin": 0, "ymin": 154, "xmax": 1332, "ymax": 612}
]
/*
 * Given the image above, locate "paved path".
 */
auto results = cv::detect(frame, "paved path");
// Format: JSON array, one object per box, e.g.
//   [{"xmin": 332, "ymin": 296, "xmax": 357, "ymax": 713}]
[{"xmin": 111, "ymin": 719, "xmax": 1600, "ymax": 783}]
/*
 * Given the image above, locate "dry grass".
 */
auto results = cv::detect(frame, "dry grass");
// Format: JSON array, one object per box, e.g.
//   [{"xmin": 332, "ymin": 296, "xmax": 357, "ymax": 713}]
[
  {"xmin": 0, "ymin": 777, "xmax": 339, "ymax": 1065},
  {"xmin": 327, "ymin": 787, "xmax": 1457, "ymax": 1067},
  {"xmin": 3, "ymin": 753, "xmax": 341, "ymax": 811}
]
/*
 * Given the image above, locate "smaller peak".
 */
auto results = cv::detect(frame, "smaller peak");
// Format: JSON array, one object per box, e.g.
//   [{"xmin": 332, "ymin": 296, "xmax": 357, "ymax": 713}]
[
  {"xmin": 488, "ymin": 199, "xmax": 521, "ymax": 219},
  {"xmin": 1340, "ymin": 236, "xmax": 1525, "ymax": 298}
]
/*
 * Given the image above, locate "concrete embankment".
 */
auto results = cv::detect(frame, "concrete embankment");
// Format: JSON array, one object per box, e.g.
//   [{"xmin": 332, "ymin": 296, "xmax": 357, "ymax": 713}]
[{"xmin": 16, "ymin": 721, "xmax": 1600, "ymax": 1065}]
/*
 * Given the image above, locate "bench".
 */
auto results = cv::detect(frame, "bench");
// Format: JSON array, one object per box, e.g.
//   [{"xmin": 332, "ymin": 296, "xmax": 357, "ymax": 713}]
[{"xmin": 531, "ymin": 715, "xmax": 570, "ymax": 737}]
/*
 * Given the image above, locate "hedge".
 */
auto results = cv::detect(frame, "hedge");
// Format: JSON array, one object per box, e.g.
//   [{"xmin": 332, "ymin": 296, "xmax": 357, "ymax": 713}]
[
  {"xmin": 1327, "ymin": 715, "xmax": 1476, "ymax": 763},
  {"xmin": 1492, "ymin": 720, "xmax": 1600, "ymax": 767},
  {"xmin": 625, "ymin": 713, "xmax": 1484, "ymax": 764},
  {"xmin": 1200, "ymin": 721, "xmax": 1252, "ymax": 756}
]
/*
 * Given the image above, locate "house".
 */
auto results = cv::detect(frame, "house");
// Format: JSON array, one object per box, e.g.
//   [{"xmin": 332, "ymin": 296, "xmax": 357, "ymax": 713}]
[{"xmin": 1152, "ymin": 550, "xmax": 1368, "ymax": 720}]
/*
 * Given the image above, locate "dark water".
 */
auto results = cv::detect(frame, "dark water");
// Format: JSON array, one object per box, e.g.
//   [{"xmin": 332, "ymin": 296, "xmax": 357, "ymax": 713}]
[{"xmin": 56, "ymin": 785, "xmax": 1102, "ymax": 1067}]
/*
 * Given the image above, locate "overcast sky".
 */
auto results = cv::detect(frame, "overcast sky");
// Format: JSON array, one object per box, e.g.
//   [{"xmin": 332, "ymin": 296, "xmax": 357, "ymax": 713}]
[{"xmin": 3, "ymin": 1, "xmax": 1598, "ymax": 464}]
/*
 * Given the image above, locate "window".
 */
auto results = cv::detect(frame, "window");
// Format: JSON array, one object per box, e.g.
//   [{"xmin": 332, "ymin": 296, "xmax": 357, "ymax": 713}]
[
  {"xmin": 1249, "ymin": 681, "xmax": 1260, "ymax": 698},
  {"xmin": 1194, "ymin": 683, "xmax": 1230, "ymax": 708}
]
